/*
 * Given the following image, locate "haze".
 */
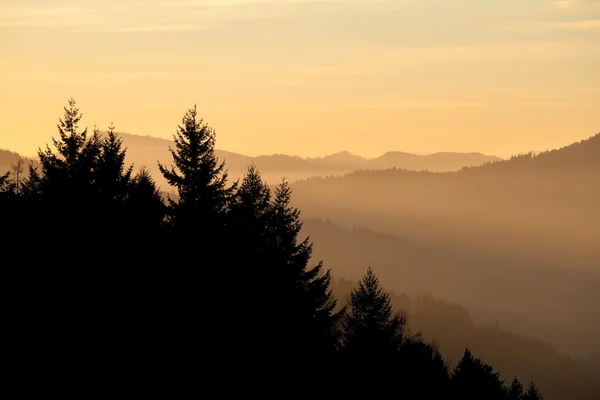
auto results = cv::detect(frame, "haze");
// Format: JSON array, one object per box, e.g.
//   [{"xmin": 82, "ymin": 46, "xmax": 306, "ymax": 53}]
[
  {"xmin": 1, "ymin": 1, "xmax": 599, "ymax": 399},
  {"xmin": 1, "ymin": 0, "xmax": 599, "ymax": 158}
]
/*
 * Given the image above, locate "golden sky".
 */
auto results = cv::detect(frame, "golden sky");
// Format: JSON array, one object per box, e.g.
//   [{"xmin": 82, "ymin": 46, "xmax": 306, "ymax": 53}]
[{"xmin": 1, "ymin": 0, "xmax": 599, "ymax": 158}]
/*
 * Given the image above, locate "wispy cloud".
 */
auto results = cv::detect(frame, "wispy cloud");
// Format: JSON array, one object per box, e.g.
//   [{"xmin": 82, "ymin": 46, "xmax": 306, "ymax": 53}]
[
  {"xmin": 551, "ymin": 0, "xmax": 600, "ymax": 12},
  {"xmin": 109, "ymin": 24, "xmax": 206, "ymax": 33},
  {"xmin": 1, "ymin": 71, "xmax": 173, "ymax": 84},
  {"xmin": 313, "ymin": 101, "xmax": 486, "ymax": 109},
  {"xmin": 522, "ymin": 101, "xmax": 576, "ymax": 107},
  {"xmin": 557, "ymin": 19, "xmax": 600, "ymax": 30}
]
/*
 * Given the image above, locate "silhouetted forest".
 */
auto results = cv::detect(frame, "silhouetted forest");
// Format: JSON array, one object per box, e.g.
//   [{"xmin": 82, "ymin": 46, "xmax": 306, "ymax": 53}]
[{"xmin": 3, "ymin": 98, "xmax": 597, "ymax": 398}]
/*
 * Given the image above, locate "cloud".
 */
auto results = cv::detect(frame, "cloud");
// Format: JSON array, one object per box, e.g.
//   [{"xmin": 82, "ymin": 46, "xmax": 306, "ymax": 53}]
[
  {"xmin": 312, "ymin": 101, "xmax": 486, "ymax": 109},
  {"xmin": 553, "ymin": 0, "xmax": 577, "ymax": 9},
  {"xmin": 551, "ymin": 0, "xmax": 600, "ymax": 11},
  {"xmin": 522, "ymin": 101, "xmax": 576, "ymax": 107},
  {"xmin": 557, "ymin": 19, "xmax": 600, "ymax": 30},
  {"xmin": 109, "ymin": 24, "xmax": 206, "ymax": 33},
  {"xmin": 1, "ymin": 71, "xmax": 173, "ymax": 84}
]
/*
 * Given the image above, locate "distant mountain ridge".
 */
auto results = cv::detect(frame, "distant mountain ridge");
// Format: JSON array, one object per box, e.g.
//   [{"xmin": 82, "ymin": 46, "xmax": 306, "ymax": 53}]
[{"xmin": 102, "ymin": 132, "xmax": 502, "ymax": 187}]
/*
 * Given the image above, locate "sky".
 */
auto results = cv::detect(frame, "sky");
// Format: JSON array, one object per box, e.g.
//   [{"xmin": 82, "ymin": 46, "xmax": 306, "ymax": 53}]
[{"xmin": 0, "ymin": 0, "xmax": 599, "ymax": 158}]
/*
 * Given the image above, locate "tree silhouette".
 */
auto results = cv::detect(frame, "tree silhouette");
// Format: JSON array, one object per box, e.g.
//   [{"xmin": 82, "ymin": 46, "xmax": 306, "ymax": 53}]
[
  {"xmin": 158, "ymin": 105, "xmax": 235, "ymax": 238},
  {"xmin": 508, "ymin": 377, "xmax": 525, "ymax": 400},
  {"xmin": 157, "ymin": 105, "xmax": 237, "ymax": 351},
  {"xmin": 126, "ymin": 167, "xmax": 166, "ymax": 233},
  {"xmin": 523, "ymin": 382, "xmax": 544, "ymax": 400},
  {"xmin": 342, "ymin": 266, "xmax": 406, "ymax": 353},
  {"xmin": 229, "ymin": 163, "xmax": 272, "ymax": 257},
  {"xmin": 451, "ymin": 348, "xmax": 507, "ymax": 400},
  {"xmin": 25, "ymin": 97, "xmax": 100, "ymax": 218},
  {"xmin": 95, "ymin": 122, "xmax": 133, "ymax": 203},
  {"xmin": 8, "ymin": 157, "xmax": 25, "ymax": 195},
  {"xmin": 268, "ymin": 179, "xmax": 342, "ymax": 353}
]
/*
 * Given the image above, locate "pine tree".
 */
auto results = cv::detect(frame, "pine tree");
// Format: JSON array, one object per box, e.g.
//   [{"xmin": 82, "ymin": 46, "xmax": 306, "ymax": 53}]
[
  {"xmin": 508, "ymin": 377, "xmax": 524, "ymax": 400},
  {"xmin": 126, "ymin": 167, "xmax": 166, "ymax": 234},
  {"xmin": 398, "ymin": 337, "xmax": 450, "ymax": 397},
  {"xmin": 229, "ymin": 163, "xmax": 272, "ymax": 254},
  {"xmin": 26, "ymin": 97, "xmax": 100, "ymax": 209},
  {"xmin": 156, "ymin": 105, "xmax": 236, "ymax": 351},
  {"xmin": 341, "ymin": 266, "xmax": 406, "ymax": 353},
  {"xmin": 158, "ymin": 105, "xmax": 235, "ymax": 239},
  {"xmin": 522, "ymin": 382, "xmax": 543, "ymax": 400},
  {"xmin": 95, "ymin": 122, "xmax": 133, "ymax": 204},
  {"xmin": 451, "ymin": 348, "xmax": 507, "ymax": 400}
]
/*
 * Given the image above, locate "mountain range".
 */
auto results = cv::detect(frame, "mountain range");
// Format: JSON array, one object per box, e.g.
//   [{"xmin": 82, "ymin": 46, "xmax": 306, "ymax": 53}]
[{"xmin": 104, "ymin": 133, "xmax": 502, "ymax": 187}]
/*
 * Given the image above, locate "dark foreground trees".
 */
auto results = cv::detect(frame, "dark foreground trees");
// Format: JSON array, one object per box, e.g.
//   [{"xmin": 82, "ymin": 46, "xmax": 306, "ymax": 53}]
[{"xmin": 0, "ymin": 98, "xmax": 544, "ymax": 397}]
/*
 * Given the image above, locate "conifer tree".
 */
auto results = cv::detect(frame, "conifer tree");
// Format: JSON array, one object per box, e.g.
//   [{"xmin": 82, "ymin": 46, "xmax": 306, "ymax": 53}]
[
  {"xmin": 451, "ymin": 348, "xmax": 507, "ymax": 400},
  {"xmin": 126, "ymin": 167, "xmax": 166, "ymax": 234},
  {"xmin": 397, "ymin": 337, "xmax": 450, "ymax": 396},
  {"xmin": 157, "ymin": 105, "xmax": 236, "ymax": 349},
  {"xmin": 522, "ymin": 382, "xmax": 543, "ymax": 400},
  {"xmin": 341, "ymin": 266, "xmax": 406, "ymax": 353},
  {"xmin": 158, "ymin": 105, "xmax": 235, "ymax": 238},
  {"xmin": 26, "ymin": 97, "xmax": 100, "ymax": 207},
  {"xmin": 230, "ymin": 163, "xmax": 272, "ymax": 254},
  {"xmin": 508, "ymin": 377, "xmax": 525, "ymax": 400},
  {"xmin": 268, "ymin": 179, "xmax": 342, "ymax": 353},
  {"xmin": 95, "ymin": 122, "xmax": 133, "ymax": 203}
]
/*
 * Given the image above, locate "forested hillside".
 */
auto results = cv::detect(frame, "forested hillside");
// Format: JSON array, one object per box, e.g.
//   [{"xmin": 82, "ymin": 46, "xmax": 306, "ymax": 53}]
[{"xmin": 3, "ymin": 99, "xmax": 598, "ymax": 398}]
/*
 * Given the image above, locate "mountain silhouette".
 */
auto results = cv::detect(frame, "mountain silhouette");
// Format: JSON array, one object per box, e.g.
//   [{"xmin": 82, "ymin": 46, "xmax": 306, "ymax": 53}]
[
  {"xmin": 290, "ymin": 133, "xmax": 600, "ymax": 357},
  {"xmin": 88, "ymin": 132, "xmax": 501, "ymax": 187}
]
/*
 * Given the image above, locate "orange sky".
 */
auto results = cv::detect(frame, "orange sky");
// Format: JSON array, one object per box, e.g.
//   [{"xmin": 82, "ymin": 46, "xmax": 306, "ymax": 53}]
[{"xmin": 1, "ymin": 0, "xmax": 599, "ymax": 158}]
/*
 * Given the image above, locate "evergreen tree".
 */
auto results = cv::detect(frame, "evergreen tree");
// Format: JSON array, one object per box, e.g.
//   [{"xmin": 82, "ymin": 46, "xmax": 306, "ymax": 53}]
[
  {"xmin": 95, "ymin": 122, "xmax": 133, "ymax": 204},
  {"xmin": 522, "ymin": 382, "xmax": 543, "ymax": 400},
  {"xmin": 268, "ymin": 179, "xmax": 342, "ymax": 353},
  {"xmin": 157, "ymin": 105, "xmax": 236, "ymax": 351},
  {"xmin": 158, "ymin": 105, "xmax": 235, "ymax": 239},
  {"xmin": 229, "ymin": 163, "xmax": 272, "ymax": 256},
  {"xmin": 34, "ymin": 97, "xmax": 98, "ymax": 194},
  {"xmin": 451, "ymin": 348, "xmax": 507, "ymax": 400},
  {"xmin": 398, "ymin": 337, "xmax": 451, "ymax": 397},
  {"xmin": 508, "ymin": 377, "xmax": 525, "ymax": 400},
  {"xmin": 341, "ymin": 266, "xmax": 406, "ymax": 353},
  {"xmin": 24, "ymin": 97, "xmax": 101, "ymax": 237},
  {"xmin": 126, "ymin": 167, "xmax": 166, "ymax": 234}
]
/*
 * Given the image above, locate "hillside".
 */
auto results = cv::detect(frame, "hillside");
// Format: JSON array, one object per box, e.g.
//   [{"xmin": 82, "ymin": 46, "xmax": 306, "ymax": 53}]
[
  {"xmin": 292, "ymin": 134, "xmax": 600, "ymax": 355},
  {"xmin": 0, "ymin": 149, "xmax": 37, "ymax": 178},
  {"xmin": 111, "ymin": 132, "xmax": 501, "ymax": 187},
  {"xmin": 329, "ymin": 276, "xmax": 600, "ymax": 400}
]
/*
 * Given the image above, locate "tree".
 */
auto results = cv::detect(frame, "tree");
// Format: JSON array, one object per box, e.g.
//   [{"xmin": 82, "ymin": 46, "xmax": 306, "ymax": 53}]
[
  {"xmin": 398, "ymin": 337, "xmax": 450, "ymax": 396},
  {"xmin": 451, "ymin": 348, "xmax": 507, "ymax": 400},
  {"xmin": 508, "ymin": 377, "xmax": 524, "ymax": 400},
  {"xmin": 229, "ymin": 163, "xmax": 272, "ymax": 257},
  {"xmin": 9, "ymin": 157, "xmax": 25, "ymax": 195},
  {"xmin": 126, "ymin": 167, "xmax": 166, "ymax": 234},
  {"xmin": 158, "ymin": 105, "xmax": 235, "ymax": 238},
  {"xmin": 156, "ymin": 105, "xmax": 237, "ymax": 352},
  {"xmin": 25, "ymin": 97, "xmax": 100, "ymax": 210},
  {"xmin": 522, "ymin": 382, "xmax": 543, "ymax": 400},
  {"xmin": 341, "ymin": 266, "xmax": 406, "ymax": 353},
  {"xmin": 95, "ymin": 122, "xmax": 133, "ymax": 204},
  {"xmin": 268, "ymin": 179, "xmax": 342, "ymax": 353}
]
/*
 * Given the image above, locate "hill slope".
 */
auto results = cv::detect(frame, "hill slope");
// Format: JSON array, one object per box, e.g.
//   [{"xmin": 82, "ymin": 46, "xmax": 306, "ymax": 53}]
[{"xmin": 292, "ymin": 134, "xmax": 600, "ymax": 355}]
